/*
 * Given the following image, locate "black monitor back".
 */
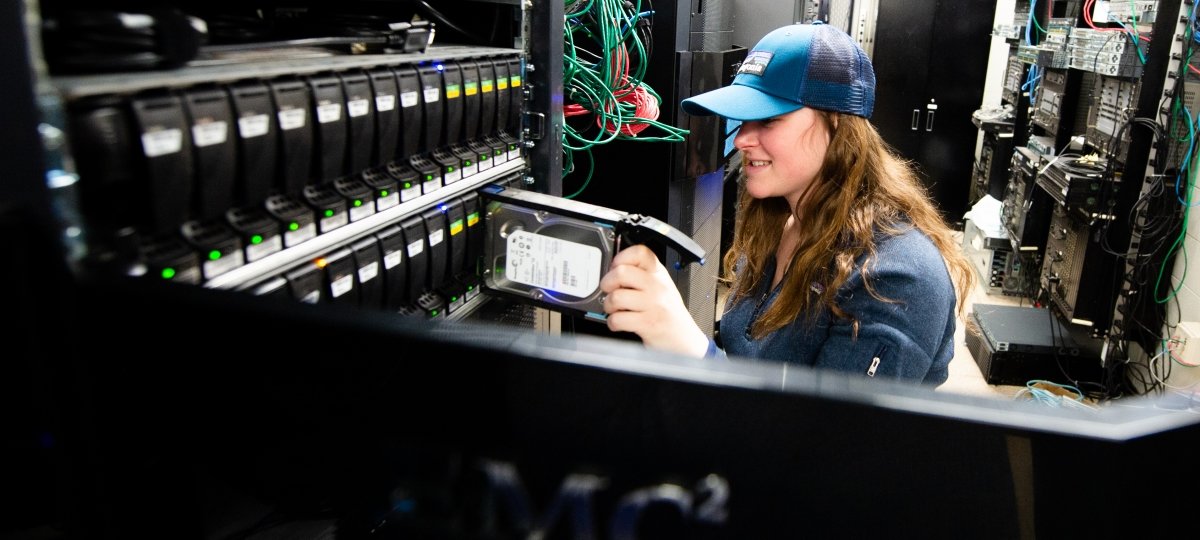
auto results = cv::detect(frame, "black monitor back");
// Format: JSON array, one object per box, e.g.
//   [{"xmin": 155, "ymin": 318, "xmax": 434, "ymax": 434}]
[{"xmin": 58, "ymin": 279, "xmax": 1200, "ymax": 539}]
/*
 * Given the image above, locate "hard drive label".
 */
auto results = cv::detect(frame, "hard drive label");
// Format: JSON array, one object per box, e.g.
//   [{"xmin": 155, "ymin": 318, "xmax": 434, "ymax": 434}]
[
  {"xmin": 375, "ymin": 94, "xmax": 396, "ymax": 112},
  {"xmin": 505, "ymin": 230, "xmax": 601, "ymax": 298},
  {"xmin": 238, "ymin": 114, "xmax": 270, "ymax": 138}
]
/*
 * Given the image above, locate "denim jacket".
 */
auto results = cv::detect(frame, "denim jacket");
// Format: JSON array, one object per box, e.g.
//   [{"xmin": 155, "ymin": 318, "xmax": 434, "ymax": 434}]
[{"xmin": 718, "ymin": 227, "xmax": 957, "ymax": 385}]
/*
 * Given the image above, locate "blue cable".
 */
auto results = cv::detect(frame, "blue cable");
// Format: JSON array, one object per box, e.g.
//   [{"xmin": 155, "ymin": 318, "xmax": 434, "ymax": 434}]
[
  {"xmin": 1022, "ymin": 0, "xmax": 1038, "ymax": 112},
  {"xmin": 1016, "ymin": 379, "xmax": 1086, "ymax": 407},
  {"xmin": 1025, "ymin": 0, "xmax": 1036, "ymax": 46},
  {"xmin": 1023, "ymin": 64, "xmax": 1041, "ymax": 106},
  {"xmin": 618, "ymin": 10, "xmax": 655, "ymax": 35},
  {"xmin": 1111, "ymin": 19, "xmax": 1147, "ymax": 64},
  {"xmin": 1192, "ymin": 4, "xmax": 1200, "ymax": 44}
]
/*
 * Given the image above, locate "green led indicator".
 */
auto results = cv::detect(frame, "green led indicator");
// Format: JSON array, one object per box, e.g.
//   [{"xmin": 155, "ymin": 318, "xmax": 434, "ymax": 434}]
[
  {"xmin": 425, "ymin": 174, "xmax": 433, "ymax": 181},
  {"xmin": 324, "ymin": 209, "xmax": 335, "ymax": 218},
  {"xmin": 431, "ymin": 309, "xmax": 439, "ymax": 316},
  {"xmin": 289, "ymin": 222, "xmax": 300, "ymax": 231},
  {"xmin": 381, "ymin": 190, "xmax": 390, "ymax": 197},
  {"xmin": 250, "ymin": 235, "xmax": 263, "ymax": 245},
  {"xmin": 354, "ymin": 199, "xmax": 363, "ymax": 207},
  {"xmin": 467, "ymin": 285, "xmax": 475, "ymax": 291},
  {"xmin": 161, "ymin": 268, "xmax": 176, "ymax": 280},
  {"xmin": 451, "ymin": 296, "xmax": 458, "ymax": 302},
  {"xmin": 208, "ymin": 250, "xmax": 222, "ymax": 261},
  {"xmin": 464, "ymin": 161, "xmax": 472, "ymax": 167},
  {"xmin": 480, "ymin": 154, "xmax": 488, "ymax": 161},
  {"xmin": 495, "ymin": 149, "xmax": 503, "ymax": 156},
  {"xmin": 404, "ymin": 182, "xmax": 412, "ymax": 189},
  {"xmin": 447, "ymin": 166, "xmax": 455, "ymax": 172}
]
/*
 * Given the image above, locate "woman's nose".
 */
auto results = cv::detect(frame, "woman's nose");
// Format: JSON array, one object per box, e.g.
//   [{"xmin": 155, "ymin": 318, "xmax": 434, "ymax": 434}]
[{"xmin": 733, "ymin": 122, "xmax": 757, "ymax": 149}]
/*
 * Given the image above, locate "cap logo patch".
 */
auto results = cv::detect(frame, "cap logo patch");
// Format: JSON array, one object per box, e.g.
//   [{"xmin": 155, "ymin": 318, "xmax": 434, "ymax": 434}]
[{"xmin": 738, "ymin": 51, "xmax": 774, "ymax": 76}]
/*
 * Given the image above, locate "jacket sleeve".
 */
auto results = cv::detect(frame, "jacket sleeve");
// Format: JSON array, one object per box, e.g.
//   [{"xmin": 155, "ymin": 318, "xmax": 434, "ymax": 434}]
[{"xmin": 810, "ymin": 234, "xmax": 957, "ymax": 383}]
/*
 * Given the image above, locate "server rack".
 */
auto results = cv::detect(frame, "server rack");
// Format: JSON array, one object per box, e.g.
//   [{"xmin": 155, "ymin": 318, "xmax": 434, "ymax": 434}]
[
  {"xmin": 36, "ymin": 4, "xmax": 556, "ymax": 321},
  {"xmin": 3, "ymin": 0, "xmax": 564, "ymax": 535},
  {"xmin": 976, "ymin": 0, "xmax": 1190, "ymax": 392}
]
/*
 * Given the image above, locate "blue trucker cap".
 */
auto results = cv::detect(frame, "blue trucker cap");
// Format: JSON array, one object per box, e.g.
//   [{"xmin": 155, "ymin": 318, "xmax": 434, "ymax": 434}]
[{"xmin": 681, "ymin": 23, "xmax": 875, "ymax": 121}]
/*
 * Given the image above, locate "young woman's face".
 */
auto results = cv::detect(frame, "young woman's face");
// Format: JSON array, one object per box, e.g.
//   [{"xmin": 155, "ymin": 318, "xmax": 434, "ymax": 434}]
[{"xmin": 733, "ymin": 107, "xmax": 833, "ymax": 208}]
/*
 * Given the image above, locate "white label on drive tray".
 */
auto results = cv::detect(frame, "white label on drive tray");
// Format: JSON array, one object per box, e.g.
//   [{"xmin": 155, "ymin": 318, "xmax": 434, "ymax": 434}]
[
  {"xmin": 376, "ymin": 94, "xmax": 396, "ymax": 112},
  {"xmin": 331, "ymin": 274, "xmax": 354, "ymax": 297},
  {"xmin": 384, "ymin": 250, "xmax": 402, "ymax": 269},
  {"xmin": 347, "ymin": 99, "xmax": 371, "ymax": 117},
  {"xmin": 191, "ymin": 121, "xmax": 228, "ymax": 147},
  {"xmin": 141, "ymin": 129, "xmax": 183, "ymax": 157},
  {"xmin": 238, "ymin": 114, "xmax": 270, "ymax": 138},
  {"xmin": 359, "ymin": 262, "xmax": 379, "ymax": 283},
  {"xmin": 317, "ymin": 103, "xmax": 342, "ymax": 123},
  {"xmin": 407, "ymin": 239, "xmax": 424, "ymax": 257},
  {"xmin": 505, "ymin": 230, "xmax": 601, "ymax": 298},
  {"xmin": 278, "ymin": 108, "xmax": 306, "ymax": 130}
]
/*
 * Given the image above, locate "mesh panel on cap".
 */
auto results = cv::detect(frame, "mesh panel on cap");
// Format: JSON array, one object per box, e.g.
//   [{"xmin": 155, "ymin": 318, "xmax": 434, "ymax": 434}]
[
  {"xmin": 807, "ymin": 29, "xmax": 859, "ymax": 86},
  {"xmin": 801, "ymin": 26, "xmax": 874, "ymax": 117}
]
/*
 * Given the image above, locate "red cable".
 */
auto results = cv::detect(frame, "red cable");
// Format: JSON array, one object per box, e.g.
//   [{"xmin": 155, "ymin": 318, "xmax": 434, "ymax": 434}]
[
  {"xmin": 1084, "ymin": 0, "xmax": 1151, "ymax": 41},
  {"xmin": 599, "ymin": 80, "xmax": 659, "ymax": 136},
  {"xmin": 563, "ymin": 37, "xmax": 661, "ymax": 136}
]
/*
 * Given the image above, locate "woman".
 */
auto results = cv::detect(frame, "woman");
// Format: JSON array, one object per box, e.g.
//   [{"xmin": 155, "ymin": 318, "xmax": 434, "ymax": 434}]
[{"xmin": 597, "ymin": 23, "xmax": 976, "ymax": 384}]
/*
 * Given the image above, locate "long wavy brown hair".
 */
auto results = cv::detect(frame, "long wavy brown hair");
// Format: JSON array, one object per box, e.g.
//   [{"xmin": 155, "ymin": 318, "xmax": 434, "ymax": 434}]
[{"xmin": 722, "ymin": 110, "xmax": 977, "ymax": 339}]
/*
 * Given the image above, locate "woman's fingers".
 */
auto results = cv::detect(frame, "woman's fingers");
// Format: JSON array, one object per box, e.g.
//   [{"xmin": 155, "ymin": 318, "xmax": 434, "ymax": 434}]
[
  {"xmin": 609, "ymin": 244, "xmax": 660, "ymax": 272},
  {"xmin": 599, "ymin": 259, "xmax": 653, "ymax": 295},
  {"xmin": 605, "ymin": 309, "xmax": 645, "ymax": 334},
  {"xmin": 600, "ymin": 245, "xmax": 667, "ymax": 296},
  {"xmin": 597, "ymin": 245, "xmax": 710, "ymax": 357},
  {"xmin": 601, "ymin": 287, "xmax": 651, "ymax": 315}
]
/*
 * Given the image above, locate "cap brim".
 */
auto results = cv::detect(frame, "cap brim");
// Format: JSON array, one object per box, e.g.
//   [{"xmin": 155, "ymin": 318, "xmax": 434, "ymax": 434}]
[{"xmin": 681, "ymin": 84, "xmax": 804, "ymax": 121}]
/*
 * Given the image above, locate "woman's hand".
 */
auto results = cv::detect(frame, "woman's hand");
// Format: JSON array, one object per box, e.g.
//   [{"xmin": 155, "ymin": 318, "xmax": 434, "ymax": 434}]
[{"xmin": 598, "ymin": 244, "xmax": 709, "ymax": 357}]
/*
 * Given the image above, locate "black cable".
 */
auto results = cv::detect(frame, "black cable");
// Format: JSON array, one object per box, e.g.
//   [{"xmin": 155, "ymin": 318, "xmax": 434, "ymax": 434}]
[
  {"xmin": 1047, "ymin": 304, "xmax": 1075, "ymax": 386},
  {"xmin": 1075, "ymin": 106, "xmax": 1175, "ymax": 399},
  {"xmin": 639, "ymin": 0, "xmax": 655, "ymax": 58},
  {"xmin": 415, "ymin": 0, "xmax": 485, "ymax": 45}
]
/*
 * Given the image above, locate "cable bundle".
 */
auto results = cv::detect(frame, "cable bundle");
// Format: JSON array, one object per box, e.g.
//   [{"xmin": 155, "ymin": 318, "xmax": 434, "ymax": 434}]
[
  {"xmin": 1014, "ymin": 380, "xmax": 1099, "ymax": 411},
  {"xmin": 562, "ymin": 0, "xmax": 687, "ymax": 197}
]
